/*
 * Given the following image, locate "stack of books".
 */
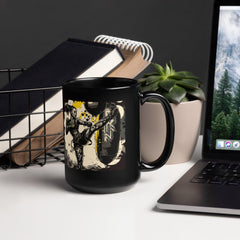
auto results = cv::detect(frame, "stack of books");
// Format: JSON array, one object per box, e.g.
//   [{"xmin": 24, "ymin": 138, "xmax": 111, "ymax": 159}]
[{"xmin": 0, "ymin": 35, "xmax": 153, "ymax": 166}]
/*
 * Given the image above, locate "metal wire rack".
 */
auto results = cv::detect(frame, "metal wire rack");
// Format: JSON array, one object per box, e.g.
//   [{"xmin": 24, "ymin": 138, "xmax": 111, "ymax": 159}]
[{"xmin": 0, "ymin": 68, "xmax": 64, "ymax": 169}]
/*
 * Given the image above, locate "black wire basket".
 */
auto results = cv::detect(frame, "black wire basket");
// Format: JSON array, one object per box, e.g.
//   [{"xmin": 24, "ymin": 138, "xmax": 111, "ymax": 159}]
[{"xmin": 0, "ymin": 68, "xmax": 64, "ymax": 169}]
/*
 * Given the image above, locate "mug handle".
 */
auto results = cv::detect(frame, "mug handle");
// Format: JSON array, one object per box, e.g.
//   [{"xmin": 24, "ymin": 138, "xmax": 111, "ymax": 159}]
[{"xmin": 139, "ymin": 91, "xmax": 175, "ymax": 171}]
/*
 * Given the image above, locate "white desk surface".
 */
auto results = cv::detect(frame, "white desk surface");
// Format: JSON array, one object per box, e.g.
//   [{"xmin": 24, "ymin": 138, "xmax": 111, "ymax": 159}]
[{"xmin": 0, "ymin": 136, "xmax": 239, "ymax": 240}]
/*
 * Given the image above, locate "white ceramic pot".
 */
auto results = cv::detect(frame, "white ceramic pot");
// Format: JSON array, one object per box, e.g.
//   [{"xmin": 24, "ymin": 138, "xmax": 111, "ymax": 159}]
[{"xmin": 140, "ymin": 100, "xmax": 202, "ymax": 164}]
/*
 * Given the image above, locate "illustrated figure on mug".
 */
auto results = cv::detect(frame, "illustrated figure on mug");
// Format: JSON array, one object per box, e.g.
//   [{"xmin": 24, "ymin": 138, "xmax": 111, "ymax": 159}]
[{"xmin": 64, "ymin": 100, "xmax": 126, "ymax": 170}]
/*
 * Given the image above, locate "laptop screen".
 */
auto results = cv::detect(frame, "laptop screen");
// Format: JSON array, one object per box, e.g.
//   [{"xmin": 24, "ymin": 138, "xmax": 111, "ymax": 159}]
[{"xmin": 209, "ymin": 5, "xmax": 240, "ymax": 152}]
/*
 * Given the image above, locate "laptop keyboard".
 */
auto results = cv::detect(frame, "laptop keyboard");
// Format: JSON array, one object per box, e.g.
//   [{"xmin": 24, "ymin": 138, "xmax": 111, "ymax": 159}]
[{"xmin": 191, "ymin": 162, "xmax": 240, "ymax": 186}]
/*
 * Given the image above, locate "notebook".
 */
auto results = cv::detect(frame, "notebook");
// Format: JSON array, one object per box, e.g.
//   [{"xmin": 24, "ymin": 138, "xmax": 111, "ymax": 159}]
[
  {"xmin": 157, "ymin": 0, "xmax": 240, "ymax": 215},
  {"xmin": 0, "ymin": 38, "xmax": 124, "ymax": 166},
  {"xmin": 3, "ymin": 35, "xmax": 153, "ymax": 166},
  {"xmin": 94, "ymin": 35, "xmax": 153, "ymax": 78}
]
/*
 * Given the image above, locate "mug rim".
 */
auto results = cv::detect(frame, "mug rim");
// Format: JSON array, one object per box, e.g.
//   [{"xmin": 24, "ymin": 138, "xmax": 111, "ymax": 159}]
[{"xmin": 62, "ymin": 77, "xmax": 138, "ymax": 90}]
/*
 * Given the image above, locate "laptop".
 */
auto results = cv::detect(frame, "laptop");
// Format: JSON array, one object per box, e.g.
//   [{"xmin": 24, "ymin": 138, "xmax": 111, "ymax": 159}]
[{"xmin": 157, "ymin": 0, "xmax": 240, "ymax": 215}]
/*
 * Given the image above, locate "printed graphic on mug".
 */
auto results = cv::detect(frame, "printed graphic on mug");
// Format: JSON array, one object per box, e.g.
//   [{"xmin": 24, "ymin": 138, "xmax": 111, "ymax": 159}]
[{"xmin": 64, "ymin": 100, "xmax": 126, "ymax": 170}]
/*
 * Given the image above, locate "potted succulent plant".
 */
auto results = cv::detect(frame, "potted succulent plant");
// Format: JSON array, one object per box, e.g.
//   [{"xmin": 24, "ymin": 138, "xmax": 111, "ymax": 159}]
[{"xmin": 139, "ymin": 62, "xmax": 205, "ymax": 164}]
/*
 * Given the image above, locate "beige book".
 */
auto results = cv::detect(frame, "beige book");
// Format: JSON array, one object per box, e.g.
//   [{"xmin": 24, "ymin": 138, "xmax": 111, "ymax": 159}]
[
  {"xmin": 10, "ymin": 35, "xmax": 153, "ymax": 166},
  {"xmin": 95, "ymin": 35, "xmax": 153, "ymax": 78},
  {"xmin": 108, "ymin": 48, "xmax": 150, "ymax": 78}
]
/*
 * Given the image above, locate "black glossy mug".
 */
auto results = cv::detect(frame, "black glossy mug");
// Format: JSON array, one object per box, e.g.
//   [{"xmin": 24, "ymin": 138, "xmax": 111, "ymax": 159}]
[{"xmin": 62, "ymin": 77, "xmax": 174, "ymax": 193}]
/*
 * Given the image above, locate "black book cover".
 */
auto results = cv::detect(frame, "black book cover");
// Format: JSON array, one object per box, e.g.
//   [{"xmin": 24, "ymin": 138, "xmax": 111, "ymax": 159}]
[{"xmin": 0, "ymin": 38, "xmax": 124, "ymax": 140}]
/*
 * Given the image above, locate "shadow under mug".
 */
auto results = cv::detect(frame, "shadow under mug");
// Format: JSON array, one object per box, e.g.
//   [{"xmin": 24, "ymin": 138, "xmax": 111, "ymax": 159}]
[{"xmin": 62, "ymin": 77, "xmax": 174, "ymax": 193}]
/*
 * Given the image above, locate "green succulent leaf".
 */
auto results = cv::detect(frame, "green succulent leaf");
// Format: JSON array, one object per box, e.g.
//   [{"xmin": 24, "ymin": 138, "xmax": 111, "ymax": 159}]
[
  {"xmin": 168, "ymin": 73, "xmax": 184, "ymax": 80},
  {"xmin": 139, "ymin": 84, "xmax": 153, "ymax": 92},
  {"xmin": 182, "ymin": 96, "xmax": 189, "ymax": 102},
  {"xmin": 143, "ymin": 72, "xmax": 159, "ymax": 77},
  {"xmin": 144, "ymin": 75, "xmax": 162, "ymax": 85},
  {"xmin": 176, "ymin": 79, "xmax": 199, "ymax": 89},
  {"xmin": 164, "ymin": 85, "xmax": 187, "ymax": 104},
  {"xmin": 151, "ymin": 82, "xmax": 160, "ymax": 91},
  {"xmin": 140, "ymin": 81, "xmax": 159, "ymax": 92},
  {"xmin": 187, "ymin": 88, "xmax": 206, "ymax": 101},
  {"xmin": 177, "ymin": 71, "xmax": 198, "ymax": 80},
  {"xmin": 168, "ymin": 61, "xmax": 173, "ymax": 72},
  {"xmin": 138, "ymin": 78, "xmax": 147, "ymax": 83},
  {"xmin": 158, "ymin": 79, "xmax": 176, "ymax": 92},
  {"xmin": 152, "ymin": 63, "xmax": 165, "ymax": 75},
  {"xmin": 139, "ymin": 62, "xmax": 205, "ymax": 103},
  {"xmin": 165, "ymin": 64, "xmax": 171, "ymax": 75}
]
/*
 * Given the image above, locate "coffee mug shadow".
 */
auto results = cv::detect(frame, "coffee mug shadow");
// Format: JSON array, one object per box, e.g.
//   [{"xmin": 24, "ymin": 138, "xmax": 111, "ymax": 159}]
[
  {"xmin": 1, "ymin": 167, "xmax": 85, "ymax": 194},
  {"xmin": 33, "ymin": 174, "xmax": 81, "ymax": 194}
]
